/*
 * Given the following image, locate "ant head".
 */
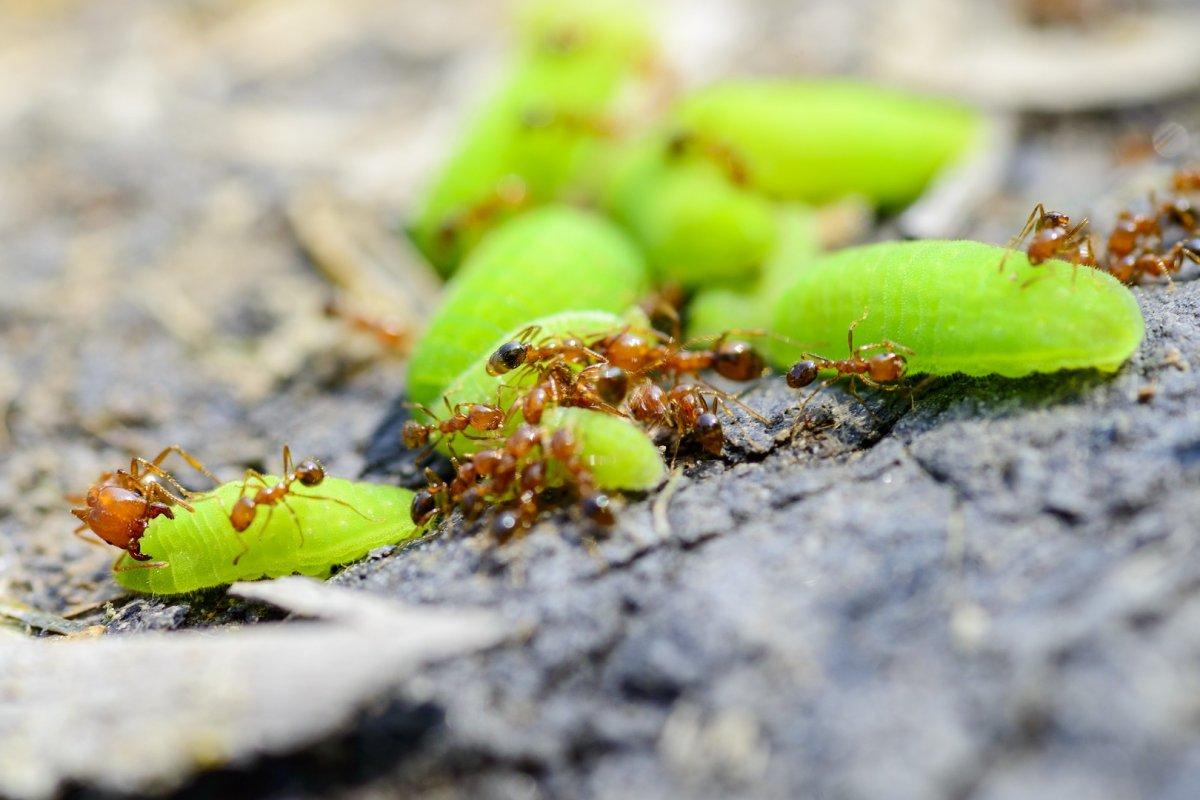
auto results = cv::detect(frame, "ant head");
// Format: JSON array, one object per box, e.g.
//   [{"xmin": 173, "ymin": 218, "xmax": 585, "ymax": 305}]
[
  {"xmin": 595, "ymin": 365, "xmax": 629, "ymax": 405},
  {"xmin": 713, "ymin": 341, "xmax": 765, "ymax": 382},
  {"xmin": 490, "ymin": 508, "xmax": 522, "ymax": 541},
  {"xmin": 1042, "ymin": 210, "xmax": 1071, "ymax": 228},
  {"xmin": 295, "ymin": 459, "xmax": 324, "ymax": 486},
  {"xmin": 549, "ymin": 427, "xmax": 577, "ymax": 461},
  {"xmin": 487, "ymin": 341, "xmax": 530, "ymax": 376},
  {"xmin": 786, "ymin": 360, "xmax": 819, "ymax": 389},
  {"xmin": 581, "ymin": 493, "xmax": 615, "ymax": 526},
  {"xmin": 410, "ymin": 489, "xmax": 439, "ymax": 526},
  {"xmin": 458, "ymin": 488, "xmax": 484, "ymax": 521}
]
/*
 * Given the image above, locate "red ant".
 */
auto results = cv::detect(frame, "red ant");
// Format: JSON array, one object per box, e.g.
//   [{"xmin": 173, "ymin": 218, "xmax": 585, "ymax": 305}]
[
  {"xmin": 402, "ymin": 397, "xmax": 508, "ymax": 452},
  {"xmin": 665, "ymin": 129, "xmax": 751, "ymax": 187},
  {"xmin": 488, "ymin": 325, "xmax": 766, "ymax": 386},
  {"xmin": 70, "ymin": 446, "xmax": 219, "ymax": 564},
  {"xmin": 223, "ymin": 446, "xmax": 373, "ymax": 563},
  {"xmin": 520, "ymin": 106, "xmax": 620, "ymax": 139},
  {"xmin": 411, "ymin": 424, "xmax": 613, "ymax": 540},
  {"xmin": 627, "ymin": 383, "xmax": 726, "ymax": 457},
  {"xmin": 323, "ymin": 298, "xmax": 410, "ymax": 352},
  {"xmin": 436, "ymin": 176, "xmax": 529, "ymax": 248},
  {"xmin": 1002, "ymin": 203, "xmax": 1098, "ymax": 273},
  {"xmin": 784, "ymin": 313, "xmax": 913, "ymax": 422}
]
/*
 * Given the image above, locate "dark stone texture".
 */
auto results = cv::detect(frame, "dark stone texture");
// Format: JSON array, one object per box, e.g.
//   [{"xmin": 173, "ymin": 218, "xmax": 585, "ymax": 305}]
[{"xmin": 308, "ymin": 284, "xmax": 1200, "ymax": 799}]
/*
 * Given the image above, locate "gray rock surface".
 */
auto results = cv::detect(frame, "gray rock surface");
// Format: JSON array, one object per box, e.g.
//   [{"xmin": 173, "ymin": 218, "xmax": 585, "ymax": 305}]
[
  {"xmin": 319, "ymin": 282, "xmax": 1200, "ymax": 800},
  {"xmin": 3, "ymin": 1, "xmax": 1200, "ymax": 799}
]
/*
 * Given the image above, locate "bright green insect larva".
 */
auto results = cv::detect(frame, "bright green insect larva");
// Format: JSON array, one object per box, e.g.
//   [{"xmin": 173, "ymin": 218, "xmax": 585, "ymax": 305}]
[
  {"xmin": 672, "ymin": 80, "xmax": 979, "ymax": 208},
  {"xmin": 409, "ymin": 0, "xmax": 654, "ymax": 274},
  {"xmin": 427, "ymin": 309, "xmax": 666, "ymax": 491},
  {"xmin": 432, "ymin": 308, "xmax": 649, "ymax": 449},
  {"xmin": 114, "ymin": 478, "xmax": 418, "ymax": 595},
  {"xmin": 406, "ymin": 207, "xmax": 650, "ymax": 408},
  {"xmin": 686, "ymin": 206, "xmax": 819, "ymax": 339},
  {"xmin": 603, "ymin": 144, "xmax": 778, "ymax": 288},
  {"xmin": 768, "ymin": 240, "xmax": 1144, "ymax": 377},
  {"xmin": 540, "ymin": 407, "xmax": 665, "ymax": 491}
]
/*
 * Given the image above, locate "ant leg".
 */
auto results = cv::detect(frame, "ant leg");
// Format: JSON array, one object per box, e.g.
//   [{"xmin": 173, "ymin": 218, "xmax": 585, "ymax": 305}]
[
  {"xmin": 130, "ymin": 460, "xmax": 198, "ymax": 511},
  {"xmin": 1000, "ymin": 203, "xmax": 1045, "ymax": 273},
  {"xmin": 845, "ymin": 310, "xmax": 872, "ymax": 355},
  {"xmin": 844, "ymin": 378, "xmax": 882, "ymax": 422},
  {"xmin": 274, "ymin": 499, "xmax": 304, "ymax": 550},
  {"xmin": 788, "ymin": 381, "xmax": 832, "ymax": 441},
  {"xmin": 694, "ymin": 376, "xmax": 768, "ymax": 423},
  {"xmin": 291, "ymin": 491, "xmax": 380, "ymax": 523},
  {"xmin": 72, "ymin": 525, "xmax": 108, "ymax": 548},
  {"xmin": 148, "ymin": 445, "xmax": 221, "ymax": 485},
  {"xmin": 280, "ymin": 446, "xmax": 295, "ymax": 479},
  {"xmin": 113, "ymin": 552, "xmax": 168, "ymax": 571}
]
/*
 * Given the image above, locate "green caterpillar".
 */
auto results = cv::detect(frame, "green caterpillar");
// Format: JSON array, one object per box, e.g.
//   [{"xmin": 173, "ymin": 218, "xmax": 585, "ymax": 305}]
[
  {"xmin": 418, "ymin": 309, "xmax": 665, "ymax": 491},
  {"xmin": 114, "ymin": 478, "xmax": 418, "ymax": 595},
  {"xmin": 602, "ymin": 140, "xmax": 778, "ymax": 288},
  {"xmin": 671, "ymin": 80, "xmax": 979, "ymax": 208},
  {"xmin": 409, "ymin": 0, "xmax": 654, "ymax": 273},
  {"xmin": 768, "ymin": 240, "xmax": 1144, "ymax": 377},
  {"xmin": 406, "ymin": 207, "xmax": 649, "ymax": 408}
]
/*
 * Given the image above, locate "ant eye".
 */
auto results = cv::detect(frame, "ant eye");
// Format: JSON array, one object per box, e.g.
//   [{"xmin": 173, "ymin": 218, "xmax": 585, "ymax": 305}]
[
  {"xmin": 786, "ymin": 361, "xmax": 819, "ymax": 388},
  {"xmin": 487, "ymin": 341, "xmax": 529, "ymax": 375}
]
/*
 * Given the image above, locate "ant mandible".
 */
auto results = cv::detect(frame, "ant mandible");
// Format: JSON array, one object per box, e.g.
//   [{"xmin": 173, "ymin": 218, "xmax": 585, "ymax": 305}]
[{"xmin": 70, "ymin": 445, "xmax": 220, "ymax": 564}]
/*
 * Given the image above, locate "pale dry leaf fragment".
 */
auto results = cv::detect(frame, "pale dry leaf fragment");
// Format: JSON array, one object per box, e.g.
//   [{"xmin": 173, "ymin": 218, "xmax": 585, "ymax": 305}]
[{"xmin": 0, "ymin": 580, "xmax": 508, "ymax": 800}]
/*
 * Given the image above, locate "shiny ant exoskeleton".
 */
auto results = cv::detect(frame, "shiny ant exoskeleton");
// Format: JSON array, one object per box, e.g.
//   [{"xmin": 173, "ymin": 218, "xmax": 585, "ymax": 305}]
[
  {"xmin": 224, "ymin": 446, "xmax": 373, "ymax": 562},
  {"xmin": 70, "ymin": 446, "xmax": 219, "ymax": 563}
]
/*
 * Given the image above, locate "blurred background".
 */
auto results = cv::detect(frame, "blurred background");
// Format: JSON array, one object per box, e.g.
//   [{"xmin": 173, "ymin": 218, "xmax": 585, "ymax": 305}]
[{"xmin": 2, "ymin": 0, "xmax": 1199, "ymax": 609}]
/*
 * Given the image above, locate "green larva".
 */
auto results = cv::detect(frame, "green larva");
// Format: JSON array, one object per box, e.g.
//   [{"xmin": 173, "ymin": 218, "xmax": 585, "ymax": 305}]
[
  {"xmin": 686, "ymin": 206, "xmax": 819, "ymax": 339},
  {"xmin": 672, "ymin": 80, "xmax": 979, "ymax": 208},
  {"xmin": 406, "ymin": 207, "xmax": 650, "ymax": 408},
  {"xmin": 432, "ymin": 308, "xmax": 649, "ymax": 448},
  {"xmin": 768, "ymin": 240, "xmax": 1144, "ymax": 377},
  {"xmin": 539, "ymin": 407, "xmax": 666, "ymax": 491},
  {"xmin": 425, "ymin": 309, "xmax": 666, "ymax": 491},
  {"xmin": 603, "ymin": 142, "xmax": 778, "ymax": 287},
  {"xmin": 409, "ymin": 0, "xmax": 654, "ymax": 273},
  {"xmin": 114, "ymin": 478, "xmax": 418, "ymax": 595}
]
